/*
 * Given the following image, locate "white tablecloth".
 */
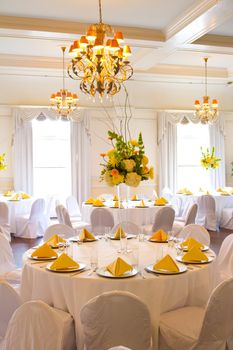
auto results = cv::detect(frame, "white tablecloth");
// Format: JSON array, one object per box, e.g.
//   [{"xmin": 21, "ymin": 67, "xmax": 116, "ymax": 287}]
[
  {"xmin": 82, "ymin": 201, "xmax": 170, "ymax": 227},
  {"xmin": 21, "ymin": 239, "xmax": 217, "ymax": 350},
  {"xmin": 0, "ymin": 195, "xmax": 34, "ymax": 234}
]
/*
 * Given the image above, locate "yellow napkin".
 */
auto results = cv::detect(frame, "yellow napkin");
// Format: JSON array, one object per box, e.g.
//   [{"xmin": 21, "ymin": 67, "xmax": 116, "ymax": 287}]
[
  {"xmin": 137, "ymin": 199, "xmax": 145, "ymax": 207},
  {"xmin": 220, "ymin": 191, "xmax": 230, "ymax": 196},
  {"xmin": 46, "ymin": 234, "xmax": 66, "ymax": 247},
  {"xmin": 21, "ymin": 192, "xmax": 30, "ymax": 199},
  {"xmin": 181, "ymin": 237, "xmax": 204, "ymax": 251},
  {"xmin": 107, "ymin": 257, "xmax": 132, "ymax": 276},
  {"xmin": 3, "ymin": 190, "xmax": 13, "ymax": 197},
  {"xmin": 10, "ymin": 193, "xmax": 21, "ymax": 200},
  {"xmin": 154, "ymin": 254, "xmax": 179, "ymax": 272},
  {"xmin": 185, "ymin": 190, "xmax": 193, "ymax": 195},
  {"xmin": 93, "ymin": 199, "xmax": 104, "ymax": 207},
  {"xmin": 149, "ymin": 229, "xmax": 168, "ymax": 241},
  {"xmin": 182, "ymin": 246, "xmax": 208, "ymax": 262},
  {"xmin": 50, "ymin": 253, "xmax": 79, "ymax": 270},
  {"xmin": 31, "ymin": 243, "xmax": 57, "ymax": 258},
  {"xmin": 154, "ymin": 197, "xmax": 167, "ymax": 206},
  {"xmin": 216, "ymin": 187, "xmax": 223, "ymax": 192},
  {"xmin": 79, "ymin": 228, "xmax": 95, "ymax": 241},
  {"xmin": 113, "ymin": 194, "xmax": 118, "ymax": 201},
  {"xmin": 85, "ymin": 197, "xmax": 95, "ymax": 204},
  {"xmin": 177, "ymin": 188, "xmax": 192, "ymax": 195},
  {"xmin": 131, "ymin": 194, "xmax": 138, "ymax": 200},
  {"xmin": 114, "ymin": 226, "xmax": 126, "ymax": 239}
]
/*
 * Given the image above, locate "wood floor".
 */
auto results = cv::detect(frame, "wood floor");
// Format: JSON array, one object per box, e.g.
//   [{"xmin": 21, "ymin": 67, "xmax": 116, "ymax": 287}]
[{"xmin": 11, "ymin": 228, "xmax": 232, "ymax": 268}]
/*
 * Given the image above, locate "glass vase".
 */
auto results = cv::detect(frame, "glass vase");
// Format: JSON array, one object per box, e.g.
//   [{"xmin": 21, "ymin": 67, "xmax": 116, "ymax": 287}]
[{"xmin": 117, "ymin": 183, "xmax": 130, "ymax": 207}]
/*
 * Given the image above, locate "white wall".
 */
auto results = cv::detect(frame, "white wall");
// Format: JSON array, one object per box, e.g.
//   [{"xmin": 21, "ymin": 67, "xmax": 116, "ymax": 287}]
[{"xmin": 224, "ymin": 113, "xmax": 233, "ymax": 187}]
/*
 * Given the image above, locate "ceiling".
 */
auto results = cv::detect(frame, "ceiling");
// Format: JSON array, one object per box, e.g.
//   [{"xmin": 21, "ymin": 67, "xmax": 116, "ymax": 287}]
[{"xmin": 1, "ymin": 0, "xmax": 233, "ymax": 110}]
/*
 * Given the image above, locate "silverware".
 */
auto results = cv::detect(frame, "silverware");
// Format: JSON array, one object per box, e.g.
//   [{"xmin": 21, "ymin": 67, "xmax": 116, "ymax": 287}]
[
  {"xmin": 70, "ymin": 268, "xmax": 90, "ymax": 277},
  {"xmin": 87, "ymin": 267, "xmax": 97, "ymax": 276}
]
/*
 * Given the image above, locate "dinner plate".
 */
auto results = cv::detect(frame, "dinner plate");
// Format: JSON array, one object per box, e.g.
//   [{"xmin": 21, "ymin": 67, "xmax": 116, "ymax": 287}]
[
  {"xmin": 135, "ymin": 206, "xmax": 149, "ymax": 208},
  {"xmin": 108, "ymin": 234, "xmax": 136, "ymax": 240},
  {"xmin": 147, "ymin": 238, "xmax": 168, "ymax": 243},
  {"xmin": 47, "ymin": 242, "xmax": 67, "ymax": 249},
  {"xmin": 178, "ymin": 244, "xmax": 209, "ymax": 252},
  {"xmin": 154, "ymin": 204, "xmax": 165, "ymax": 206},
  {"xmin": 69, "ymin": 236, "xmax": 98, "ymax": 243},
  {"xmin": 96, "ymin": 267, "xmax": 138, "ymax": 278},
  {"xmin": 176, "ymin": 255, "xmax": 214, "ymax": 264},
  {"xmin": 8, "ymin": 199, "xmax": 20, "ymax": 201},
  {"xmin": 146, "ymin": 264, "xmax": 187, "ymax": 275},
  {"xmin": 84, "ymin": 203, "xmax": 93, "ymax": 205},
  {"xmin": 92, "ymin": 205, "xmax": 105, "ymax": 207},
  {"xmin": 28, "ymin": 254, "xmax": 57, "ymax": 261},
  {"xmin": 46, "ymin": 262, "xmax": 86, "ymax": 273}
]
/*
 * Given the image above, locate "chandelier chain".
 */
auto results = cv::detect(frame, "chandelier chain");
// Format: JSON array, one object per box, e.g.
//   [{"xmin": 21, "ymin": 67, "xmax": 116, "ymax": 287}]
[
  {"xmin": 204, "ymin": 57, "xmax": 208, "ymax": 97},
  {"xmin": 98, "ymin": 0, "xmax": 103, "ymax": 23}
]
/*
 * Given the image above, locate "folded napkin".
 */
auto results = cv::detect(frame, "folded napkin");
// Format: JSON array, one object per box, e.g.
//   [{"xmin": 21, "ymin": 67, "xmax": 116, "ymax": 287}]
[
  {"xmin": 3, "ymin": 190, "xmax": 13, "ymax": 197},
  {"xmin": 114, "ymin": 226, "xmax": 126, "ymax": 239},
  {"xmin": 10, "ymin": 193, "xmax": 21, "ymax": 200},
  {"xmin": 50, "ymin": 253, "xmax": 79, "ymax": 270},
  {"xmin": 114, "ymin": 201, "xmax": 123, "ymax": 208},
  {"xmin": 137, "ymin": 199, "xmax": 145, "ymax": 207},
  {"xmin": 177, "ymin": 188, "xmax": 192, "ymax": 195},
  {"xmin": 113, "ymin": 194, "xmax": 118, "ymax": 201},
  {"xmin": 153, "ymin": 254, "xmax": 179, "ymax": 272},
  {"xmin": 154, "ymin": 197, "xmax": 167, "ymax": 206},
  {"xmin": 85, "ymin": 197, "xmax": 95, "ymax": 204},
  {"xmin": 46, "ymin": 234, "xmax": 66, "ymax": 247},
  {"xmin": 79, "ymin": 228, "xmax": 95, "ymax": 241},
  {"xmin": 131, "ymin": 194, "xmax": 138, "ymax": 200},
  {"xmin": 149, "ymin": 229, "xmax": 168, "ymax": 241},
  {"xmin": 93, "ymin": 199, "xmax": 104, "ymax": 207},
  {"xmin": 21, "ymin": 192, "xmax": 31, "ymax": 199},
  {"xmin": 31, "ymin": 243, "xmax": 58, "ymax": 258},
  {"xmin": 181, "ymin": 237, "xmax": 204, "ymax": 251},
  {"xmin": 185, "ymin": 190, "xmax": 193, "ymax": 195},
  {"xmin": 97, "ymin": 196, "xmax": 106, "ymax": 202},
  {"xmin": 220, "ymin": 191, "xmax": 230, "ymax": 196},
  {"xmin": 182, "ymin": 246, "xmax": 208, "ymax": 262},
  {"xmin": 216, "ymin": 187, "xmax": 223, "ymax": 192},
  {"xmin": 107, "ymin": 257, "xmax": 132, "ymax": 276}
]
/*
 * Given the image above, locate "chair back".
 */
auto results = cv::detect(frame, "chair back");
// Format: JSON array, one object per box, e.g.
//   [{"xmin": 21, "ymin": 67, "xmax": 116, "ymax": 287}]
[
  {"xmin": 0, "ymin": 202, "xmax": 9, "ymax": 225},
  {"xmin": 184, "ymin": 203, "xmax": 198, "ymax": 225},
  {"xmin": 0, "ymin": 234, "xmax": 15, "ymax": 274},
  {"xmin": 4, "ymin": 300, "xmax": 76, "ymax": 350},
  {"xmin": 0, "ymin": 281, "xmax": 21, "ymax": 339},
  {"xmin": 217, "ymin": 234, "xmax": 233, "ymax": 280},
  {"xmin": 55, "ymin": 204, "xmax": 64, "ymax": 224},
  {"xmin": 44, "ymin": 224, "xmax": 75, "ymax": 241},
  {"xmin": 196, "ymin": 195, "xmax": 217, "ymax": 230},
  {"xmin": 45, "ymin": 196, "xmax": 55, "ymax": 221},
  {"xmin": 152, "ymin": 207, "xmax": 175, "ymax": 232},
  {"xmin": 60, "ymin": 206, "xmax": 73, "ymax": 228},
  {"xmin": 66, "ymin": 196, "xmax": 81, "ymax": 218},
  {"xmin": 197, "ymin": 278, "xmax": 233, "ymax": 348},
  {"xmin": 90, "ymin": 208, "xmax": 114, "ymax": 233},
  {"xmin": 29, "ymin": 198, "xmax": 45, "ymax": 219},
  {"xmin": 179, "ymin": 224, "xmax": 210, "ymax": 246},
  {"xmin": 161, "ymin": 187, "xmax": 173, "ymax": 201},
  {"xmin": 111, "ymin": 222, "xmax": 140, "ymax": 235},
  {"xmin": 80, "ymin": 291, "xmax": 152, "ymax": 350}
]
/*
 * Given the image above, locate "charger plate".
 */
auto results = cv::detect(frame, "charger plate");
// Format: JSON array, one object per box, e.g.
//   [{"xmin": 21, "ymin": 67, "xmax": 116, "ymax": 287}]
[
  {"xmin": 96, "ymin": 267, "xmax": 138, "ymax": 279},
  {"xmin": 176, "ymin": 255, "xmax": 214, "ymax": 264},
  {"xmin": 46, "ymin": 262, "xmax": 86, "ymax": 273},
  {"xmin": 28, "ymin": 254, "xmax": 57, "ymax": 261},
  {"xmin": 108, "ymin": 234, "xmax": 136, "ymax": 240},
  {"xmin": 146, "ymin": 264, "xmax": 187, "ymax": 275},
  {"xmin": 178, "ymin": 244, "xmax": 209, "ymax": 252}
]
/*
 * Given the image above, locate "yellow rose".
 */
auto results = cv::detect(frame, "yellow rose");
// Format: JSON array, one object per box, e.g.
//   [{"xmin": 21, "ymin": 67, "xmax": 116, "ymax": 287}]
[
  {"xmin": 142, "ymin": 155, "xmax": 149, "ymax": 166},
  {"xmin": 112, "ymin": 174, "xmax": 124, "ymax": 185},
  {"xmin": 123, "ymin": 159, "xmax": 136, "ymax": 172},
  {"xmin": 149, "ymin": 167, "xmax": 154, "ymax": 179},
  {"xmin": 125, "ymin": 172, "xmax": 141, "ymax": 187},
  {"xmin": 129, "ymin": 139, "xmax": 139, "ymax": 147}
]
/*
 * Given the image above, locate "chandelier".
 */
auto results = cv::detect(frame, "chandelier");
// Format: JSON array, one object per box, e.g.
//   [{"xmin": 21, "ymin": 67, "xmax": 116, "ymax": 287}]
[
  {"xmin": 194, "ymin": 57, "xmax": 218, "ymax": 124},
  {"xmin": 67, "ymin": 0, "xmax": 133, "ymax": 99},
  {"xmin": 50, "ymin": 47, "xmax": 78, "ymax": 119}
]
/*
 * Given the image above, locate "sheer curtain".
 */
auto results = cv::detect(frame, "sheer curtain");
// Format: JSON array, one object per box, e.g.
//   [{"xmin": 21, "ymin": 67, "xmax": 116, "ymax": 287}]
[
  {"xmin": 209, "ymin": 116, "xmax": 225, "ymax": 189},
  {"xmin": 70, "ymin": 111, "xmax": 91, "ymax": 205}
]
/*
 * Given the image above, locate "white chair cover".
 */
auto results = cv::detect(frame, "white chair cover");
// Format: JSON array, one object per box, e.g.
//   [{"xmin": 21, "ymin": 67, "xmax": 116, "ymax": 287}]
[
  {"xmin": 0, "ymin": 281, "xmax": 21, "ymax": 340},
  {"xmin": 15, "ymin": 198, "xmax": 47, "ymax": 238},
  {"xmin": 2, "ymin": 300, "xmax": 76, "ymax": 350},
  {"xmin": 66, "ymin": 196, "xmax": 81, "ymax": 219},
  {"xmin": 220, "ymin": 208, "xmax": 233, "ymax": 229},
  {"xmin": 44, "ymin": 224, "xmax": 76, "ymax": 241},
  {"xmin": 161, "ymin": 187, "xmax": 173, "ymax": 201},
  {"xmin": 173, "ymin": 204, "xmax": 198, "ymax": 235},
  {"xmin": 178, "ymin": 224, "xmax": 210, "ymax": 246},
  {"xmin": 61, "ymin": 206, "xmax": 91, "ymax": 231},
  {"xmin": 80, "ymin": 291, "xmax": 152, "ymax": 350},
  {"xmin": 44, "ymin": 195, "xmax": 55, "ymax": 225},
  {"xmin": 152, "ymin": 207, "xmax": 175, "ymax": 233},
  {"xmin": 196, "ymin": 195, "xmax": 217, "ymax": 231},
  {"xmin": 55, "ymin": 204, "xmax": 64, "ymax": 224},
  {"xmin": 171, "ymin": 196, "xmax": 182, "ymax": 217},
  {"xmin": 0, "ymin": 235, "xmax": 16, "ymax": 275},
  {"xmin": 0, "ymin": 203, "xmax": 10, "ymax": 241},
  {"xmin": 110, "ymin": 222, "xmax": 140, "ymax": 236},
  {"xmin": 159, "ymin": 278, "xmax": 233, "ymax": 350},
  {"xmin": 217, "ymin": 234, "xmax": 233, "ymax": 282},
  {"xmin": 90, "ymin": 208, "xmax": 114, "ymax": 233}
]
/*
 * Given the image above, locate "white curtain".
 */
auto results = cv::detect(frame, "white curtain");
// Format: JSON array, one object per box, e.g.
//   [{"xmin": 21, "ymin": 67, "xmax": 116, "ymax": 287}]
[
  {"xmin": 209, "ymin": 116, "xmax": 225, "ymax": 189},
  {"xmin": 71, "ymin": 111, "xmax": 91, "ymax": 205}
]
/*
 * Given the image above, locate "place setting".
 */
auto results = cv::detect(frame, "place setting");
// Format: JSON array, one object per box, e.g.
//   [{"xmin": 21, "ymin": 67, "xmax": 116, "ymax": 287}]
[{"xmin": 69, "ymin": 228, "xmax": 98, "ymax": 243}]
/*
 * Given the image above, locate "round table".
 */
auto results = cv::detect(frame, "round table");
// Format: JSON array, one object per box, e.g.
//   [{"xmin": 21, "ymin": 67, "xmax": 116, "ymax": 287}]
[
  {"xmin": 21, "ymin": 239, "xmax": 217, "ymax": 350},
  {"xmin": 82, "ymin": 201, "xmax": 171, "ymax": 227}
]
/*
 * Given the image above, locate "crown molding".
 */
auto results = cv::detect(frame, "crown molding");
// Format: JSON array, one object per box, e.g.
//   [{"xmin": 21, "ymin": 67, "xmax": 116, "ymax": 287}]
[{"xmin": 193, "ymin": 34, "xmax": 233, "ymax": 47}]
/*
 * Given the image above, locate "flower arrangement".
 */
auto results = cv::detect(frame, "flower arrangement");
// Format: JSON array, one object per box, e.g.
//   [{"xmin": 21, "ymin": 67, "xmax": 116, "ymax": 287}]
[
  {"xmin": 100, "ymin": 130, "xmax": 154, "ymax": 187},
  {"xmin": 200, "ymin": 147, "xmax": 221, "ymax": 170},
  {"xmin": 0, "ymin": 153, "xmax": 7, "ymax": 171}
]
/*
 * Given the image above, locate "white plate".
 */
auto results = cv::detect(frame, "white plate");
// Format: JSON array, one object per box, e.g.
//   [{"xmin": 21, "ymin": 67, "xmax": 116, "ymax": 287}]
[
  {"xmin": 179, "ymin": 244, "xmax": 209, "ymax": 252},
  {"xmin": 135, "ymin": 206, "xmax": 149, "ymax": 208},
  {"xmin": 108, "ymin": 234, "xmax": 136, "ymax": 240},
  {"xmin": 146, "ymin": 264, "xmax": 187, "ymax": 275},
  {"xmin": 46, "ymin": 262, "xmax": 86, "ymax": 273},
  {"xmin": 147, "ymin": 238, "xmax": 168, "ymax": 243},
  {"xmin": 176, "ymin": 255, "xmax": 214, "ymax": 264},
  {"xmin": 69, "ymin": 236, "xmax": 98, "ymax": 243},
  {"xmin": 28, "ymin": 254, "xmax": 57, "ymax": 261},
  {"xmin": 96, "ymin": 267, "xmax": 138, "ymax": 278}
]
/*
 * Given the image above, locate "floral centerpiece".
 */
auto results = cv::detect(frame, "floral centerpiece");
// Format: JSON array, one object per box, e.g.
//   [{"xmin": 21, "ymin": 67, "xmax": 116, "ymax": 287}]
[
  {"xmin": 100, "ymin": 130, "xmax": 154, "ymax": 187},
  {"xmin": 0, "ymin": 153, "xmax": 7, "ymax": 171},
  {"xmin": 200, "ymin": 147, "xmax": 221, "ymax": 170}
]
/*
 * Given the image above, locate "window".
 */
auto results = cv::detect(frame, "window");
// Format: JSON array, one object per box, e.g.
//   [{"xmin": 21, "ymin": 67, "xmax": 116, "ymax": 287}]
[
  {"xmin": 177, "ymin": 123, "xmax": 210, "ymax": 191},
  {"xmin": 32, "ymin": 119, "xmax": 71, "ymax": 199}
]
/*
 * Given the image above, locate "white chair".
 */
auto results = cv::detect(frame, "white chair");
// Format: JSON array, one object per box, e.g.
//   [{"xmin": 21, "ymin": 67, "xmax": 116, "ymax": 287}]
[
  {"xmin": 178, "ymin": 224, "xmax": 210, "ymax": 246},
  {"xmin": 90, "ymin": 208, "xmax": 114, "ymax": 234},
  {"xmin": 150, "ymin": 207, "xmax": 175, "ymax": 233},
  {"xmin": 220, "ymin": 208, "xmax": 233, "ymax": 230},
  {"xmin": 196, "ymin": 195, "xmax": 217, "ymax": 231},
  {"xmin": 0, "ymin": 281, "xmax": 21, "ymax": 341},
  {"xmin": 2, "ymin": 300, "xmax": 76, "ymax": 350},
  {"xmin": 110, "ymin": 222, "xmax": 140, "ymax": 236},
  {"xmin": 55, "ymin": 204, "xmax": 64, "ymax": 224},
  {"xmin": 44, "ymin": 195, "xmax": 55, "ymax": 226},
  {"xmin": 61, "ymin": 205, "xmax": 90, "ymax": 231},
  {"xmin": 66, "ymin": 195, "xmax": 82, "ymax": 221},
  {"xmin": 44, "ymin": 223, "xmax": 76, "ymax": 241},
  {"xmin": 159, "ymin": 277, "xmax": 233, "ymax": 350},
  {"xmin": 217, "ymin": 234, "xmax": 233, "ymax": 282},
  {"xmin": 171, "ymin": 196, "xmax": 182, "ymax": 217},
  {"xmin": 15, "ymin": 198, "xmax": 47, "ymax": 238},
  {"xmin": 173, "ymin": 204, "xmax": 198, "ymax": 235},
  {"xmin": 161, "ymin": 187, "xmax": 173, "ymax": 201},
  {"xmin": 80, "ymin": 291, "xmax": 152, "ymax": 350},
  {"xmin": 0, "ymin": 202, "xmax": 10, "ymax": 241}
]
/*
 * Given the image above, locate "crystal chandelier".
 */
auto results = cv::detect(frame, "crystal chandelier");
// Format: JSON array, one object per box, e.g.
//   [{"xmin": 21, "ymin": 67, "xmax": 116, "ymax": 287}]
[
  {"xmin": 50, "ymin": 47, "xmax": 78, "ymax": 119},
  {"xmin": 67, "ymin": 0, "xmax": 133, "ymax": 99},
  {"xmin": 194, "ymin": 57, "xmax": 218, "ymax": 124}
]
